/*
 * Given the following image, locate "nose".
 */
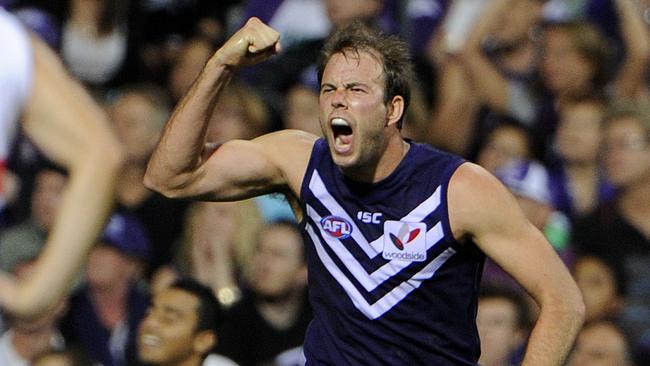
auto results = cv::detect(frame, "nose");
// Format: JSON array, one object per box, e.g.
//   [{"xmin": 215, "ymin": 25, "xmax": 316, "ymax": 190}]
[{"xmin": 331, "ymin": 88, "xmax": 347, "ymax": 109}]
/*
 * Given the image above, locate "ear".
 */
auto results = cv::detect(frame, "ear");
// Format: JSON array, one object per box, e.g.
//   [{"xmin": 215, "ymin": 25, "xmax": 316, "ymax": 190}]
[
  {"xmin": 386, "ymin": 95, "xmax": 405, "ymax": 127},
  {"xmin": 193, "ymin": 330, "xmax": 217, "ymax": 354}
]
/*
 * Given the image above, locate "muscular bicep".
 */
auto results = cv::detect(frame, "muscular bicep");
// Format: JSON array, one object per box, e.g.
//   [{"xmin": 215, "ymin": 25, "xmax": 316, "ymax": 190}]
[
  {"xmin": 179, "ymin": 130, "xmax": 317, "ymax": 201},
  {"xmin": 449, "ymin": 163, "xmax": 571, "ymax": 301}
]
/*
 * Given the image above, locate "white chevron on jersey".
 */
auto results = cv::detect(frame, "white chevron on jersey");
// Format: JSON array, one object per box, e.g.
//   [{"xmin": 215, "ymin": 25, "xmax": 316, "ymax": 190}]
[
  {"xmin": 308, "ymin": 171, "xmax": 441, "ymax": 258},
  {"xmin": 307, "ymin": 223, "xmax": 456, "ymax": 319},
  {"xmin": 306, "ymin": 204, "xmax": 445, "ymax": 292}
]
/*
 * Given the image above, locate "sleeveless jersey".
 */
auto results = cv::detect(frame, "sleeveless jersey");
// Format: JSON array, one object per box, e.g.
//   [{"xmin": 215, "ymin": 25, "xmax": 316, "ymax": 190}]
[
  {"xmin": 0, "ymin": 7, "xmax": 33, "ymax": 200},
  {"xmin": 300, "ymin": 138, "xmax": 485, "ymax": 365}
]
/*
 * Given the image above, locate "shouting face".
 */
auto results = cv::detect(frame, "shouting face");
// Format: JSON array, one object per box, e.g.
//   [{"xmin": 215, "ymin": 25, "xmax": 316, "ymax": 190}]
[{"xmin": 319, "ymin": 50, "xmax": 402, "ymax": 178}]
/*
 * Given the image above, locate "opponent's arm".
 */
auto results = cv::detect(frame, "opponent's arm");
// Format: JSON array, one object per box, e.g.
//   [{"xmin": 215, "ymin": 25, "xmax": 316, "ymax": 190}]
[
  {"xmin": 145, "ymin": 17, "xmax": 313, "ymax": 201},
  {"xmin": 449, "ymin": 163, "xmax": 584, "ymax": 366},
  {"xmin": 0, "ymin": 35, "xmax": 123, "ymax": 317}
]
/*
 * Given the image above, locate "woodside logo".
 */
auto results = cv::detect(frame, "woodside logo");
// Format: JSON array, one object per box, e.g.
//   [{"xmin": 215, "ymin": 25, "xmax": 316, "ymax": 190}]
[{"xmin": 383, "ymin": 221, "xmax": 427, "ymax": 262}]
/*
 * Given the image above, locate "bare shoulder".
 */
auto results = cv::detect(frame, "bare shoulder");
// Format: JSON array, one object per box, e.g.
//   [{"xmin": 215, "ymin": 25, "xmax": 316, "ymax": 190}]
[
  {"xmin": 447, "ymin": 162, "xmax": 523, "ymax": 240},
  {"xmin": 448, "ymin": 162, "xmax": 506, "ymax": 202},
  {"xmin": 254, "ymin": 129, "xmax": 319, "ymax": 193}
]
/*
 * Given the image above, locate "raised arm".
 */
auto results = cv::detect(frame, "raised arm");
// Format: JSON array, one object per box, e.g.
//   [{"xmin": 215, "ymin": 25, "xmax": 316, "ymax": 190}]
[
  {"xmin": 611, "ymin": 0, "xmax": 650, "ymax": 99},
  {"xmin": 144, "ymin": 17, "xmax": 315, "ymax": 202},
  {"xmin": 449, "ymin": 163, "xmax": 584, "ymax": 366},
  {"xmin": 455, "ymin": 0, "xmax": 541, "ymax": 124},
  {"xmin": 455, "ymin": 0, "xmax": 511, "ymax": 112},
  {"xmin": 0, "ymin": 36, "xmax": 123, "ymax": 317}
]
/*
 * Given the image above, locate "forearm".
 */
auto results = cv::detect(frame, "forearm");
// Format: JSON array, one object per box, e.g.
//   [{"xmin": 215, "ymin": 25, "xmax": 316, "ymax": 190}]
[
  {"xmin": 145, "ymin": 55, "xmax": 235, "ymax": 195},
  {"xmin": 3, "ymin": 149, "xmax": 120, "ymax": 317},
  {"xmin": 522, "ymin": 296, "xmax": 584, "ymax": 365},
  {"xmin": 613, "ymin": 0, "xmax": 650, "ymax": 97},
  {"xmin": 427, "ymin": 61, "xmax": 480, "ymax": 155},
  {"xmin": 456, "ymin": 0, "xmax": 511, "ymax": 111}
]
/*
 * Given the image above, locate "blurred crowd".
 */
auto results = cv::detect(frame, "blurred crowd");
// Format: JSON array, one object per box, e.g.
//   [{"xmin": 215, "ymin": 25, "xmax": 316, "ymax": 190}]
[{"xmin": 0, "ymin": 0, "xmax": 649, "ymax": 365}]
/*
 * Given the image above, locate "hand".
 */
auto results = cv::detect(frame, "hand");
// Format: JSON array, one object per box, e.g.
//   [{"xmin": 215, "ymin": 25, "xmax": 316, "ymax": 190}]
[{"xmin": 214, "ymin": 17, "xmax": 281, "ymax": 68}]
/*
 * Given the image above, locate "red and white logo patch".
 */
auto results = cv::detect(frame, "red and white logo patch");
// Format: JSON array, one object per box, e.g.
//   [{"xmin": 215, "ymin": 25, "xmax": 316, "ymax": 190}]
[{"xmin": 382, "ymin": 221, "xmax": 427, "ymax": 262}]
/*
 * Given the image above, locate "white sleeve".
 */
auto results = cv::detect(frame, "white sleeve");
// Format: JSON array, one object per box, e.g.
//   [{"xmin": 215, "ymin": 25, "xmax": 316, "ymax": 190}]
[{"xmin": 0, "ymin": 8, "xmax": 33, "ymax": 160}]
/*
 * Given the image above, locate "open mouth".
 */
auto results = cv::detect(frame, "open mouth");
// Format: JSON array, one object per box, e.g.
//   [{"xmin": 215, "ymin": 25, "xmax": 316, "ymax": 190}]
[{"xmin": 331, "ymin": 118, "xmax": 353, "ymax": 154}]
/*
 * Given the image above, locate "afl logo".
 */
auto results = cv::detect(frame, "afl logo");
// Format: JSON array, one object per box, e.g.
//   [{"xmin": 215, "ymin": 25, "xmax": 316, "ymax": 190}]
[{"xmin": 320, "ymin": 215, "xmax": 352, "ymax": 239}]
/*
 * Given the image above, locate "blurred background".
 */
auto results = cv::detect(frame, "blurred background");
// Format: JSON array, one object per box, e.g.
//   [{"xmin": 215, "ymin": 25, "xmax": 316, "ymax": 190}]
[{"xmin": 0, "ymin": 0, "xmax": 649, "ymax": 365}]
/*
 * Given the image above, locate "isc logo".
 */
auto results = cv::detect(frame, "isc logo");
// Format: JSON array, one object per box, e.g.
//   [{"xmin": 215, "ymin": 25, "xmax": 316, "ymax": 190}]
[
  {"xmin": 357, "ymin": 211, "xmax": 382, "ymax": 224},
  {"xmin": 321, "ymin": 215, "xmax": 352, "ymax": 239}
]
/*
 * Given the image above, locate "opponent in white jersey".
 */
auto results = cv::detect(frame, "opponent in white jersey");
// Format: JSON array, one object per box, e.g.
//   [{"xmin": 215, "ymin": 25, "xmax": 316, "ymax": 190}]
[{"xmin": 0, "ymin": 8, "xmax": 123, "ymax": 318}]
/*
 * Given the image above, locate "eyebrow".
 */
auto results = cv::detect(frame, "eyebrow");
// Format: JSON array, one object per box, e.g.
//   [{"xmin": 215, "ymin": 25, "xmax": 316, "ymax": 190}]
[
  {"xmin": 320, "ymin": 82, "xmax": 369, "ymax": 89},
  {"xmin": 160, "ymin": 304, "xmax": 185, "ymax": 318}
]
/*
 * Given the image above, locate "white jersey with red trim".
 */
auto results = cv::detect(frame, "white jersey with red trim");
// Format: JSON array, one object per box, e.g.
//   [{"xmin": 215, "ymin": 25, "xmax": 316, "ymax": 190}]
[{"xmin": 0, "ymin": 7, "xmax": 33, "ymax": 200}]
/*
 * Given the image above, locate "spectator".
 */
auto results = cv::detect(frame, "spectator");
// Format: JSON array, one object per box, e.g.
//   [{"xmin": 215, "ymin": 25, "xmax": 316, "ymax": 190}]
[
  {"xmin": 477, "ymin": 283, "xmax": 531, "ymax": 366},
  {"xmin": 59, "ymin": 0, "xmax": 137, "ymax": 91},
  {"xmin": 173, "ymin": 200, "xmax": 263, "ymax": 298},
  {"xmin": 109, "ymin": 84, "xmax": 188, "ymax": 277},
  {"xmin": 0, "ymin": 258, "xmax": 67, "ymax": 365},
  {"xmin": 443, "ymin": 0, "xmax": 649, "ymax": 158},
  {"xmin": 573, "ymin": 101, "xmax": 650, "ymax": 349},
  {"xmin": 283, "ymin": 83, "xmax": 321, "ymax": 136},
  {"xmin": 475, "ymin": 118, "xmax": 536, "ymax": 174},
  {"xmin": 428, "ymin": 0, "xmax": 544, "ymax": 156},
  {"xmin": 573, "ymin": 254, "xmax": 626, "ymax": 323},
  {"xmin": 137, "ymin": 278, "xmax": 237, "ymax": 366},
  {"xmin": 61, "ymin": 213, "xmax": 150, "ymax": 366},
  {"xmin": 549, "ymin": 93, "xmax": 616, "ymax": 220},
  {"xmin": 216, "ymin": 220, "xmax": 311, "ymax": 366},
  {"xmin": 168, "ymin": 37, "xmax": 215, "ymax": 103},
  {"xmin": 568, "ymin": 320, "xmax": 634, "ymax": 366},
  {"xmin": 0, "ymin": 165, "xmax": 66, "ymax": 272}
]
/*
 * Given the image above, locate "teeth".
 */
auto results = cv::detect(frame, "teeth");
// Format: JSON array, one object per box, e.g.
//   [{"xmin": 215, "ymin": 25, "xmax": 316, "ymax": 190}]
[
  {"xmin": 141, "ymin": 334, "xmax": 161, "ymax": 346},
  {"xmin": 331, "ymin": 118, "xmax": 350, "ymax": 127}
]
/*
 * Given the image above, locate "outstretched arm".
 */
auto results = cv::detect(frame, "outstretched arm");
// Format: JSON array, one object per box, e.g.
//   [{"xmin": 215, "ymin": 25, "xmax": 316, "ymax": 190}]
[
  {"xmin": 145, "ymin": 17, "xmax": 314, "ymax": 202},
  {"xmin": 449, "ymin": 163, "xmax": 584, "ymax": 366},
  {"xmin": 0, "ymin": 36, "xmax": 123, "ymax": 317}
]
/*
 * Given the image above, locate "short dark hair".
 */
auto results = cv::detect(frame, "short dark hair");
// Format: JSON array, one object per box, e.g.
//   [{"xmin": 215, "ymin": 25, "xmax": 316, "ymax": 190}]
[
  {"xmin": 603, "ymin": 101, "xmax": 650, "ymax": 141},
  {"xmin": 573, "ymin": 253, "xmax": 627, "ymax": 297},
  {"xmin": 257, "ymin": 219, "xmax": 306, "ymax": 263},
  {"xmin": 169, "ymin": 278, "xmax": 222, "ymax": 334},
  {"xmin": 479, "ymin": 282, "xmax": 531, "ymax": 330},
  {"xmin": 317, "ymin": 21, "xmax": 414, "ymax": 129}
]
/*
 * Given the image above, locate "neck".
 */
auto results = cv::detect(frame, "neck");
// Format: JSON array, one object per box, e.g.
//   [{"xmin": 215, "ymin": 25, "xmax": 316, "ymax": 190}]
[
  {"xmin": 257, "ymin": 290, "xmax": 304, "ymax": 330},
  {"xmin": 343, "ymin": 134, "xmax": 409, "ymax": 183},
  {"xmin": 91, "ymin": 283, "xmax": 130, "ymax": 329}
]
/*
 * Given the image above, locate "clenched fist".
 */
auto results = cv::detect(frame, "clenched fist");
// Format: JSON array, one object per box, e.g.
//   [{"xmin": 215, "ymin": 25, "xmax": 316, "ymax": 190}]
[{"xmin": 213, "ymin": 17, "xmax": 281, "ymax": 68}]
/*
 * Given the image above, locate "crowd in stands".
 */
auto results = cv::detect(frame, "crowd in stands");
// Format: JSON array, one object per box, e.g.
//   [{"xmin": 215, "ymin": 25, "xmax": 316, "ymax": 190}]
[{"xmin": 0, "ymin": 0, "xmax": 649, "ymax": 365}]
